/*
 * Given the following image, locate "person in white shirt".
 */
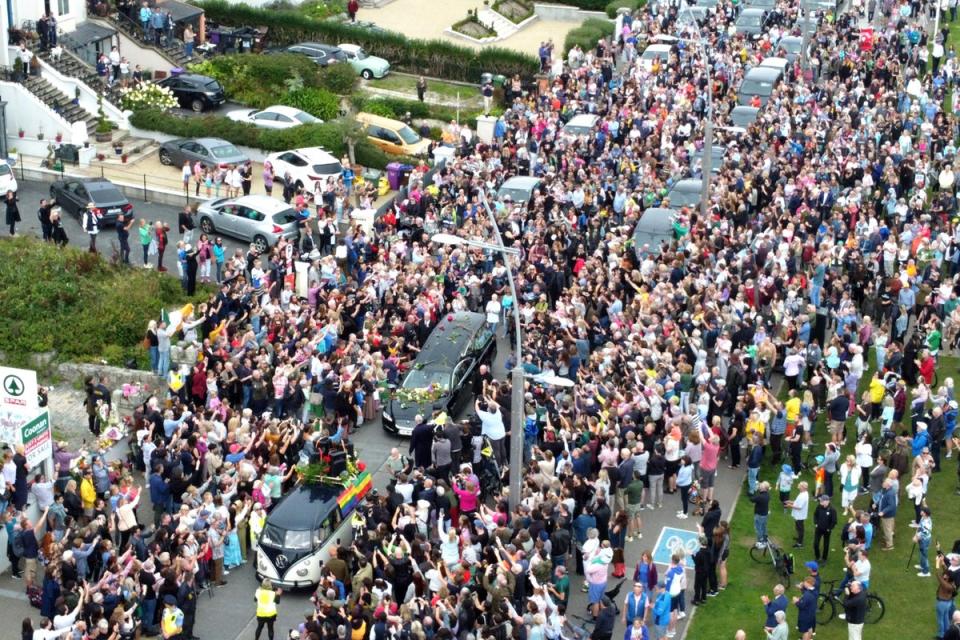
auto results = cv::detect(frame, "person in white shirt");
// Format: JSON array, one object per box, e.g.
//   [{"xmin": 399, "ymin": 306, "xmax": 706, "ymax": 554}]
[
  {"xmin": 475, "ymin": 395, "xmax": 506, "ymax": 465},
  {"xmin": 786, "ymin": 482, "xmax": 810, "ymax": 549},
  {"xmin": 485, "ymin": 294, "xmax": 502, "ymax": 333}
]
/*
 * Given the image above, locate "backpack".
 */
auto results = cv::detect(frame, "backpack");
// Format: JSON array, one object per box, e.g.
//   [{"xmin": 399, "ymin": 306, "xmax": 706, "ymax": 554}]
[
  {"xmin": 26, "ymin": 584, "xmax": 42, "ymax": 609},
  {"xmin": 11, "ymin": 529, "xmax": 25, "ymax": 557}
]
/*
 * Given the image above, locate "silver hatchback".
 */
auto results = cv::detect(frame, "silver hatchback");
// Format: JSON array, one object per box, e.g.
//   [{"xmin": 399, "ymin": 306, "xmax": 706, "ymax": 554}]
[{"xmin": 197, "ymin": 195, "xmax": 301, "ymax": 252}]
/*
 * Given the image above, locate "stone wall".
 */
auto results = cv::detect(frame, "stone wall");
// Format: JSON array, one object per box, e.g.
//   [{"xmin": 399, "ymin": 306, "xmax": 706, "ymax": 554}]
[
  {"xmin": 533, "ymin": 3, "xmax": 609, "ymax": 21},
  {"xmin": 56, "ymin": 362, "xmax": 164, "ymax": 391}
]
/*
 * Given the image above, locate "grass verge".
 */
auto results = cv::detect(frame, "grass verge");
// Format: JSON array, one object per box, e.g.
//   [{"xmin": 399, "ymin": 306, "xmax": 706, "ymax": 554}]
[
  {"xmin": 369, "ymin": 73, "xmax": 481, "ymax": 101},
  {"xmin": 685, "ymin": 356, "xmax": 960, "ymax": 640}
]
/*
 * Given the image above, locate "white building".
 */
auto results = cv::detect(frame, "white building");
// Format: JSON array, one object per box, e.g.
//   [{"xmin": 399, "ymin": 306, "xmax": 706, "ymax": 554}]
[{"xmin": 1, "ymin": 0, "xmax": 90, "ymax": 66}]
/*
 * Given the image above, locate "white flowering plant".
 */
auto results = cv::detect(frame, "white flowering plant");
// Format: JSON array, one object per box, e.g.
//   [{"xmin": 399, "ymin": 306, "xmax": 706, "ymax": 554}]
[{"xmin": 120, "ymin": 82, "xmax": 179, "ymax": 112}]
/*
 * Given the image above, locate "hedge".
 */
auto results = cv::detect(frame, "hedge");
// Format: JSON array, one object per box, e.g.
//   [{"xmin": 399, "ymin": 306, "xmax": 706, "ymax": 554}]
[
  {"xmin": 563, "ymin": 17, "xmax": 616, "ymax": 53},
  {"xmin": 0, "ymin": 237, "xmax": 207, "ymax": 368},
  {"xmin": 194, "ymin": 0, "xmax": 540, "ymax": 83},
  {"xmin": 130, "ymin": 110, "xmax": 407, "ymax": 169},
  {"xmin": 605, "ymin": 0, "xmax": 645, "ymax": 17}
]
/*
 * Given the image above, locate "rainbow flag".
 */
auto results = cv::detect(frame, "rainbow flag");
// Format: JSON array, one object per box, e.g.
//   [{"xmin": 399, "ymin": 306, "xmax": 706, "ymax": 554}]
[{"xmin": 337, "ymin": 471, "xmax": 373, "ymax": 516}]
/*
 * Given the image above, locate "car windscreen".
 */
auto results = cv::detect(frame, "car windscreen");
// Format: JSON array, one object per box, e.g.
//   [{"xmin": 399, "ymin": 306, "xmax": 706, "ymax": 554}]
[
  {"xmin": 260, "ymin": 523, "xmax": 286, "ymax": 547},
  {"xmin": 498, "ymin": 187, "xmax": 531, "ymax": 203},
  {"xmin": 312, "ymin": 162, "xmax": 343, "ymax": 175},
  {"xmin": 403, "ymin": 367, "xmax": 450, "ymax": 391},
  {"xmin": 397, "ymin": 125, "xmax": 421, "ymax": 145},
  {"xmin": 295, "ymin": 112, "xmax": 321, "ymax": 124},
  {"xmin": 355, "ymin": 48, "xmax": 369, "ymax": 60},
  {"xmin": 564, "ymin": 125, "xmax": 592, "ymax": 137},
  {"xmin": 731, "ymin": 111, "xmax": 758, "ymax": 127},
  {"xmin": 666, "ymin": 189, "xmax": 700, "ymax": 208},
  {"xmin": 272, "ymin": 208, "xmax": 301, "ymax": 225},
  {"xmin": 210, "ymin": 144, "xmax": 241, "ymax": 159},
  {"xmin": 740, "ymin": 79, "xmax": 775, "ymax": 95},
  {"xmin": 739, "ymin": 14, "xmax": 763, "ymax": 25},
  {"xmin": 203, "ymin": 80, "xmax": 222, "ymax": 92},
  {"xmin": 0, "ymin": 164, "xmax": 12, "ymax": 176}
]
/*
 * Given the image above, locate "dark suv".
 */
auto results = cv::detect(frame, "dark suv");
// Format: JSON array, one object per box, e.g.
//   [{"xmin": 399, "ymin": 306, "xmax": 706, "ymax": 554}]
[{"xmin": 157, "ymin": 73, "xmax": 226, "ymax": 113}]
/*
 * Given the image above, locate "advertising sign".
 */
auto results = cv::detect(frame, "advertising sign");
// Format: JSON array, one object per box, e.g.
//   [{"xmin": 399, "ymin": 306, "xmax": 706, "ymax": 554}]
[
  {"xmin": 21, "ymin": 411, "xmax": 52, "ymax": 470},
  {"xmin": 0, "ymin": 366, "xmax": 38, "ymax": 447}
]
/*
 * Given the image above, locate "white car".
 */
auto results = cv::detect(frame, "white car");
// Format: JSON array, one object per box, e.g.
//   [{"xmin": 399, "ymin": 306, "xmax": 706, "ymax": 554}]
[
  {"xmin": 226, "ymin": 105, "xmax": 322, "ymax": 130},
  {"xmin": 0, "ymin": 160, "xmax": 17, "ymax": 194},
  {"xmin": 265, "ymin": 147, "xmax": 343, "ymax": 195}
]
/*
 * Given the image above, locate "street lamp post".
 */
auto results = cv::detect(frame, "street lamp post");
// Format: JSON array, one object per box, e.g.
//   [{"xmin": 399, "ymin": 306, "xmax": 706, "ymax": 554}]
[
  {"xmin": 431, "ymin": 212, "xmax": 526, "ymax": 509},
  {"xmin": 678, "ymin": 6, "xmax": 713, "ymax": 219}
]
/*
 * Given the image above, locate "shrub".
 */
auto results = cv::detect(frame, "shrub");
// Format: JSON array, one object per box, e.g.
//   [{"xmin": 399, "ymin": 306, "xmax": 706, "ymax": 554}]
[
  {"xmin": 605, "ymin": 0, "xmax": 643, "ymax": 17},
  {"xmin": 283, "ymin": 87, "xmax": 340, "ymax": 121},
  {"xmin": 564, "ymin": 17, "xmax": 615, "ymax": 53},
  {"xmin": 0, "ymin": 237, "xmax": 207, "ymax": 368},
  {"xmin": 120, "ymin": 82, "xmax": 178, "ymax": 112},
  {"xmin": 189, "ymin": 53, "xmax": 323, "ymax": 108},
  {"xmin": 194, "ymin": 0, "xmax": 539, "ymax": 82},
  {"xmin": 318, "ymin": 62, "xmax": 357, "ymax": 95}
]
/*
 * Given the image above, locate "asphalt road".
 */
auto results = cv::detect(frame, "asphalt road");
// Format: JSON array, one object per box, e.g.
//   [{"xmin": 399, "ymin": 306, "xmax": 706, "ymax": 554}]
[{"xmin": 10, "ymin": 179, "xmax": 250, "ymax": 269}]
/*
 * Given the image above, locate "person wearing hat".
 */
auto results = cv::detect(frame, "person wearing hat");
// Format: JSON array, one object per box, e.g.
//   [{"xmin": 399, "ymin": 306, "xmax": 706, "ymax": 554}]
[
  {"xmin": 254, "ymin": 579, "xmax": 283, "ymax": 640},
  {"xmin": 161, "ymin": 594, "xmax": 184, "ymax": 640},
  {"xmin": 811, "ymin": 492, "xmax": 837, "ymax": 562},
  {"xmin": 81, "ymin": 202, "xmax": 101, "ymax": 254}
]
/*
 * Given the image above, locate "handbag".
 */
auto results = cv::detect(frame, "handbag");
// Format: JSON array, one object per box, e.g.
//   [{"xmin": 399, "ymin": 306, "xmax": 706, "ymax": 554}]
[{"xmin": 148, "ymin": 238, "xmax": 158, "ymax": 256}]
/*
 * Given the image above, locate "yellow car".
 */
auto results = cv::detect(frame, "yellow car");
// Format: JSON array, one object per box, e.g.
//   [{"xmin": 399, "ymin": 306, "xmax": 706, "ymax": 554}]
[{"xmin": 355, "ymin": 112, "xmax": 431, "ymax": 156}]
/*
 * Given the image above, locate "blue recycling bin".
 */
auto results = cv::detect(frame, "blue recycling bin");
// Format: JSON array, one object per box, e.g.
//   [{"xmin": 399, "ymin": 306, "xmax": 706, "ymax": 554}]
[{"xmin": 386, "ymin": 162, "xmax": 403, "ymax": 190}]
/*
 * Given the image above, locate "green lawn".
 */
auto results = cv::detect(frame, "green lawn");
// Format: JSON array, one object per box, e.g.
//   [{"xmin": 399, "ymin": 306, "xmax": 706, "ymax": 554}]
[
  {"xmin": 367, "ymin": 73, "xmax": 481, "ymax": 102},
  {"xmin": 686, "ymin": 356, "xmax": 960, "ymax": 640}
]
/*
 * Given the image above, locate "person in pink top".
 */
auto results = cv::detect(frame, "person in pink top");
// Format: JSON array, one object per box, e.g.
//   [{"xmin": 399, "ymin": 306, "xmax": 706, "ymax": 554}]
[
  {"xmin": 700, "ymin": 434, "xmax": 721, "ymax": 504},
  {"xmin": 453, "ymin": 476, "xmax": 480, "ymax": 516}
]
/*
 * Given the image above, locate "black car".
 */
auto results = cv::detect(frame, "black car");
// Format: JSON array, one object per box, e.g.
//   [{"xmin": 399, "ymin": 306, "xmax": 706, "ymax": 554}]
[
  {"xmin": 49, "ymin": 178, "xmax": 131, "ymax": 226},
  {"xmin": 277, "ymin": 42, "xmax": 347, "ymax": 67},
  {"xmin": 157, "ymin": 73, "xmax": 226, "ymax": 113},
  {"xmin": 382, "ymin": 312, "xmax": 496, "ymax": 436}
]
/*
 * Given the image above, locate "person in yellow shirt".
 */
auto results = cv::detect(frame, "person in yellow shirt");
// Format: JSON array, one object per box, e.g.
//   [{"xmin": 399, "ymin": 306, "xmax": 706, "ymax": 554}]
[
  {"xmin": 254, "ymin": 579, "xmax": 282, "ymax": 640},
  {"xmin": 80, "ymin": 469, "xmax": 97, "ymax": 517},
  {"xmin": 745, "ymin": 411, "xmax": 766, "ymax": 443},
  {"xmin": 868, "ymin": 371, "xmax": 886, "ymax": 419},
  {"xmin": 784, "ymin": 390, "xmax": 802, "ymax": 436}
]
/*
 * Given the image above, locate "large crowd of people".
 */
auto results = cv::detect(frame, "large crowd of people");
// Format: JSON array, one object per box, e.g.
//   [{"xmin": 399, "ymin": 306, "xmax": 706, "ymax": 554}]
[{"xmin": 5, "ymin": 0, "xmax": 960, "ymax": 639}]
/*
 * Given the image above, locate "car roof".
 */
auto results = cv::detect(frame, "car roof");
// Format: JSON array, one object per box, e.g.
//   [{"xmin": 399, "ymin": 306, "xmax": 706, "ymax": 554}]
[
  {"xmin": 416, "ymin": 312, "xmax": 486, "ymax": 368},
  {"xmin": 566, "ymin": 114, "xmax": 599, "ymax": 127},
  {"xmin": 779, "ymin": 35, "xmax": 803, "ymax": 44},
  {"xmin": 227, "ymin": 195, "xmax": 292, "ymax": 213},
  {"xmin": 670, "ymin": 179, "xmax": 703, "ymax": 192},
  {"xmin": 294, "ymin": 42, "xmax": 340, "ymax": 51},
  {"xmin": 273, "ymin": 146, "xmax": 339, "ymax": 162},
  {"xmin": 501, "ymin": 176, "xmax": 541, "ymax": 189},
  {"xmin": 338, "ymin": 43, "xmax": 361, "ymax": 51},
  {"xmin": 732, "ymin": 105, "xmax": 760, "ymax": 115},
  {"xmin": 644, "ymin": 43, "xmax": 674, "ymax": 53},
  {"xmin": 355, "ymin": 111, "xmax": 406, "ymax": 128},
  {"xmin": 740, "ymin": 7, "xmax": 768, "ymax": 15},
  {"xmin": 84, "ymin": 178, "xmax": 121, "ymax": 189},
  {"xmin": 759, "ymin": 56, "xmax": 789, "ymax": 69},
  {"xmin": 265, "ymin": 484, "xmax": 342, "ymax": 531},
  {"xmin": 744, "ymin": 65, "xmax": 783, "ymax": 80},
  {"xmin": 635, "ymin": 207, "xmax": 678, "ymax": 232},
  {"xmin": 192, "ymin": 137, "xmax": 235, "ymax": 147},
  {"xmin": 259, "ymin": 105, "xmax": 308, "ymax": 117},
  {"xmin": 173, "ymin": 73, "xmax": 215, "ymax": 83}
]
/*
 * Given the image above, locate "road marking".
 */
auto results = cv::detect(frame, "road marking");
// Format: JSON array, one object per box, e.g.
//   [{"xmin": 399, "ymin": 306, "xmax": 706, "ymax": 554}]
[{"xmin": 0, "ymin": 587, "xmax": 29, "ymax": 601}]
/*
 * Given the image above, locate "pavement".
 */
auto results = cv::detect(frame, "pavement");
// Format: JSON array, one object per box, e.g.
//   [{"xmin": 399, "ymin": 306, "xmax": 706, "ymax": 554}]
[{"xmin": 357, "ymin": 0, "xmax": 578, "ymax": 53}]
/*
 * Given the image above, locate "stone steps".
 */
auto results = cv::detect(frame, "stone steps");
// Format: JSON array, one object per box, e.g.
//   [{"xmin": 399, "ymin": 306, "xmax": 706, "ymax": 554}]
[
  {"xmin": 22, "ymin": 75, "xmax": 99, "ymax": 135},
  {"xmin": 478, "ymin": 8, "xmax": 519, "ymax": 37}
]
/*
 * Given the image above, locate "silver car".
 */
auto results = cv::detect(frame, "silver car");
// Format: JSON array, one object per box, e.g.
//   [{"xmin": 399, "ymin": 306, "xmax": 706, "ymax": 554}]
[{"xmin": 197, "ymin": 195, "xmax": 301, "ymax": 252}]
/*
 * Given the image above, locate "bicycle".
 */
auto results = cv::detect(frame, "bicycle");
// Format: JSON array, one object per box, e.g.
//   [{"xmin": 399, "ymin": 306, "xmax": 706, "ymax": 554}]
[
  {"xmin": 815, "ymin": 579, "xmax": 885, "ymax": 625},
  {"xmin": 749, "ymin": 539, "xmax": 792, "ymax": 582}
]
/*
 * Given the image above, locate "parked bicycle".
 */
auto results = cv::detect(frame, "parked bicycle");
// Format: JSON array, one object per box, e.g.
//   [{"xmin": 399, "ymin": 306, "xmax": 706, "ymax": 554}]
[
  {"xmin": 815, "ymin": 579, "xmax": 886, "ymax": 625},
  {"xmin": 749, "ymin": 539, "xmax": 793, "ymax": 582}
]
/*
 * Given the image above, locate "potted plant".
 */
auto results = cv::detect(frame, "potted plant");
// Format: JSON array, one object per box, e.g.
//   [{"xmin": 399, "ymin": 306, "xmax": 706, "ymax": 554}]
[
  {"xmin": 55, "ymin": 132, "xmax": 63, "ymax": 143},
  {"xmin": 37, "ymin": 128, "xmax": 44, "ymax": 141},
  {"xmin": 121, "ymin": 153, "xmax": 128, "ymax": 163},
  {"xmin": 73, "ymin": 87, "xmax": 81, "ymax": 105},
  {"xmin": 17, "ymin": 128, "xmax": 24, "ymax": 138},
  {"xmin": 113, "ymin": 141, "xmax": 123, "ymax": 155},
  {"xmin": 94, "ymin": 95, "xmax": 112, "ymax": 142},
  {"xmin": 96, "ymin": 152, "xmax": 106, "ymax": 161}
]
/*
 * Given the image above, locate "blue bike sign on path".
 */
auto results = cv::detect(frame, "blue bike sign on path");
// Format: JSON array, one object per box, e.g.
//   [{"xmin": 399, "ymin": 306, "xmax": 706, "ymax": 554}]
[{"xmin": 652, "ymin": 526, "xmax": 700, "ymax": 569}]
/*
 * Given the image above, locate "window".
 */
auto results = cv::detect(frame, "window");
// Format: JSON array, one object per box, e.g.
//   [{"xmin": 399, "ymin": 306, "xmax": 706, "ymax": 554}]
[
  {"xmin": 253, "ymin": 112, "xmax": 279, "ymax": 122},
  {"xmin": 58, "ymin": 0, "xmax": 70, "ymax": 15},
  {"xmin": 472, "ymin": 326, "xmax": 494, "ymax": 352}
]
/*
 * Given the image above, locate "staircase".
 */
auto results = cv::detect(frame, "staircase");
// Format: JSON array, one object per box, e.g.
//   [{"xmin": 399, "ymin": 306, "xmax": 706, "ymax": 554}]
[
  {"xmin": 104, "ymin": 12, "xmax": 197, "ymax": 68},
  {"xmin": 478, "ymin": 8, "xmax": 519, "ymax": 38},
  {"xmin": 37, "ymin": 49, "xmax": 124, "ymax": 107},
  {"xmin": 21, "ymin": 75, "xmax": 99, "ymax": 136}
]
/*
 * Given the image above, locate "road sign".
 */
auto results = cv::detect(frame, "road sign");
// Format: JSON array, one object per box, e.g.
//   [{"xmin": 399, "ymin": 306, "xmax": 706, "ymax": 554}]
[
  {"xmin": 20, "ymin": 410, "xmax": 52, "ymax": 470},
  {"xmin": 652, "ymin": 526, "xmax": 701, "ymax": 570},
  {"xmin": 0, "ymin": 366, "xmax": 38, "ymax": 446}
]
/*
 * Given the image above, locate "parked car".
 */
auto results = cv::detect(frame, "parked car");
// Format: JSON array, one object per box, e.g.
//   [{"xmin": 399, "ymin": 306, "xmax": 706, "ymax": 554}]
[
  {"xmin": 382, "ymin": 311, "xmax": 496, "ymax": 436},
  {"xmin": 0, "ymin": 160, "xmax": 18, "ymax": 194},
  {"xmin": 632, "ymin": 207, "xmax": 678, "ymax": 258},
  {"xmin": 355, "ymin": 112, "xmax": 431, "ymax": 156},
  {"xmin": 733, "ymin": 8, "xmax": 771, "ymax": 38},
  {"xmin": 197, "ymin": 195, "xmax": 301, "ymax": 252},
  {"xmin": 561, "ymin": 113, "xmax": 600, "ymax": 140},
  {"xmin": 690, "ymin": 145, "xmax": 728, "ymax": 175},
  {"xmin": 156, "ymin": 73, "xmax": 226, "ymax": 112},
  {"xmin": 638, "ymin": 43, "xmax": 674, "ymax": 71},
  {"xmin": 729, "ymin": 105, "xmax": 761, "ymax": 128},
  {"xmin": 337, "ymin": 43, "xmax": 390, "ymax": 79},
  {"xmin": 49, "ymin": 177, "xmax": 131, "ymax": 225},
  {"xmin": 226, "ymin": 105, "xmax": 322, "ymax": 129},
  {"xmin": 264, "ymin": 147, "xmax": 343, "ymax": 194},
  {"xmin": 776, "ymin": 35, "xmax": 805, "ymax": 62},
  {"xmin": 664, "ymin": 179, "xmax": 703, "ymax": 210},
  {"xmin": 277, "ymin": 42, "xmax": 347, "ymax": 67},
  {"xmin": 158, "ymin": 137, "xmax": 248, "ymax": 170},
  {"xmin": 737, "ymin": 65, "xmax": 783, "ymax": 106},
  {"xmin": 759, "ymin": 56, "xmax": 790, "ymax": 72},
  {"xmin": 677, "ymin": 6, "xmax": 708, "ymax": 25},
  {"xmin": 496, "ymin": 176, "xmax": 542, "ymax": 205}
]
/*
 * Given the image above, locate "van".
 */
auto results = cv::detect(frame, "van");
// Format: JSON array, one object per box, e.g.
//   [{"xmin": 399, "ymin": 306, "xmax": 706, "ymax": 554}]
[
  {"xmin": 256, "ymin": 469, "xmax": 371, "ymax": 587},
  {"xmin": 737, "ymin": 65, "xmax": 783, "ymax": 106},
  {"xmin": 355, "ymin": 112, "xmax": 432, "ymax": 156},
  {"xmin": 638, "ymin": 43, "xmax": 674, "ymax": 71}
]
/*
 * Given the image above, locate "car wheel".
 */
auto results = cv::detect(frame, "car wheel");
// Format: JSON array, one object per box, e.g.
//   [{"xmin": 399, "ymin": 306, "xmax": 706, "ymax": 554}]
[
  {"xmin": 361, "ymin": 69, "xmax": 373, "ymax": 80},
  {"xmin": 200, "ymin": 217, "xmax": 214, "ymax": 234},
  {"xmin": 191, "ymin": 98, "xmax": 205, "ymax": 113},
  {"xmin": 253, "ymin": 235, "xmax": 269, "ymax": 253},
  {"xmin": 158, "ymin": 149, "xmax": 173, "ymax": 166}
]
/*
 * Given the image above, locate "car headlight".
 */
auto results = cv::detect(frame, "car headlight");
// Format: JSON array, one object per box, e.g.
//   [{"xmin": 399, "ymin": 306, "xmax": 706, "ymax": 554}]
[{"xmin": 297, "ymin": 568, "xmax": 309, "ymax": 577}]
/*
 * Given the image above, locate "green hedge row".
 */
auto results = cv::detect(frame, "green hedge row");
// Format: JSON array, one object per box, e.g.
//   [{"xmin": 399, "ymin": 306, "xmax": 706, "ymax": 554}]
[
  {"xmin": 605, "ymin": 0, "xmax": 644, "ymax": 17},
  {"xmin": 563, "ymin": 17, "xmax": 616, "ymax": 53},
  {"xmin": 194, "ymin": 0, "xmax": 540, "ymax": 83},
  {"xmin": 130, "ymin": 110, "xmax": 402, "ymax": 169}
]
